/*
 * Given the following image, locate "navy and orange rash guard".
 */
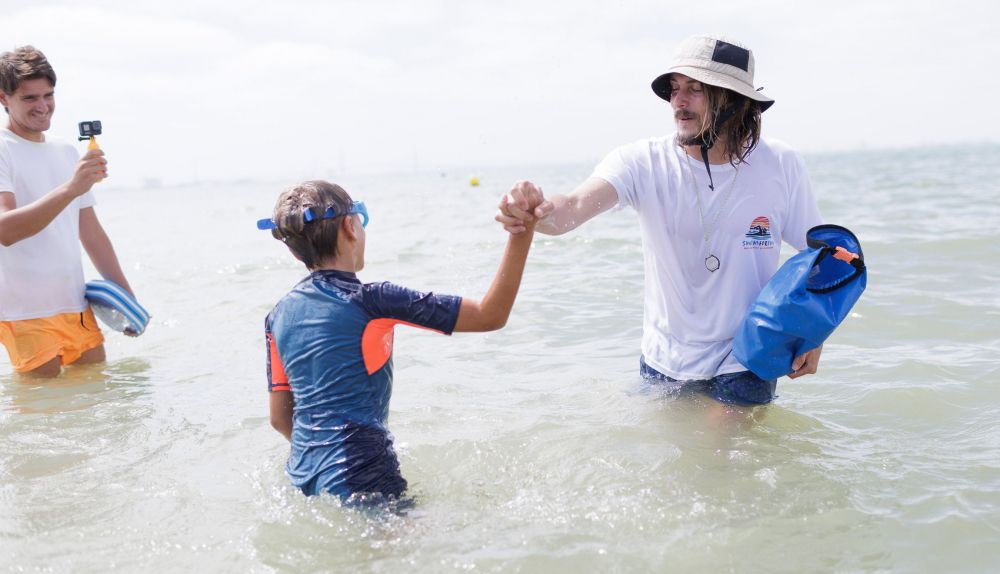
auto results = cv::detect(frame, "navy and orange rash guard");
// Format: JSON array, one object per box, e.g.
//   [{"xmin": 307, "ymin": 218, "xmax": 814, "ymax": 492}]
[{"xmin": 265, "ymin": 269, "xmax": 461, "ymax": 499}]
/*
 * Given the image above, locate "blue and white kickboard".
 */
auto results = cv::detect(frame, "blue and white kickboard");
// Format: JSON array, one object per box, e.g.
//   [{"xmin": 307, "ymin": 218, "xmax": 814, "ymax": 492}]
[{"xmin": 84, "ymin": 280, "xmax": 151, "ymax": 335}]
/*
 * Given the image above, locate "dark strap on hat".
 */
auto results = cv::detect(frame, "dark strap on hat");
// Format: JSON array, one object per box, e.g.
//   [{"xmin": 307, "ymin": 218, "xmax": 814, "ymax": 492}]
[{"xmin": 697, "ymin": 103, "xmax": 739, "ymax": 190}]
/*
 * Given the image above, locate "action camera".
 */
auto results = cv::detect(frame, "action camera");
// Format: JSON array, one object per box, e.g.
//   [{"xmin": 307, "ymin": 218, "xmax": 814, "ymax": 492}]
[{"xmin": 78, "ymin": 121, "xmax": 102, "ymax": 140}]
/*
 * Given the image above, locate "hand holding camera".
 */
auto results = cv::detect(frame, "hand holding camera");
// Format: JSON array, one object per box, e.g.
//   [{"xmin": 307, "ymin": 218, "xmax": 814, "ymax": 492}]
[{"xmin": 70, "ymin": 120, "xmax": 108, "ymax": 194}]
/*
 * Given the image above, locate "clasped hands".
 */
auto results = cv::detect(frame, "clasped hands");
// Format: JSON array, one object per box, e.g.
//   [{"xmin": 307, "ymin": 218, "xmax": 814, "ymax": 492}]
[{"xmin": 495, "ymin": 180, "xmax": 553, "ymax": 234}]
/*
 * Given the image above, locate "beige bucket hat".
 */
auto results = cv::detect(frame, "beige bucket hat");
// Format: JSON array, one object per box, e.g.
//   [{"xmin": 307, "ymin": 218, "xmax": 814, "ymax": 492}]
[{"xmin": 651, "ymin": 34, "xmax": 773, "ymax": 112}]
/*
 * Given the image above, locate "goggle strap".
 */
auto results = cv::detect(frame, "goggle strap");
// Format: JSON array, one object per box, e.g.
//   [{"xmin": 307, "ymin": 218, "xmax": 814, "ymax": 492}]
[{"xmin": 257, "ymin": 202, "xmax": 366, "ymax": 231}]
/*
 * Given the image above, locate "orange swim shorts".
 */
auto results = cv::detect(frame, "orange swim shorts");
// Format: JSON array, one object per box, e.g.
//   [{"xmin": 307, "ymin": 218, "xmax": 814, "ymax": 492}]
[{"xmin": 0, "ymin": 308, "xmax": 105, "ymax": 373}]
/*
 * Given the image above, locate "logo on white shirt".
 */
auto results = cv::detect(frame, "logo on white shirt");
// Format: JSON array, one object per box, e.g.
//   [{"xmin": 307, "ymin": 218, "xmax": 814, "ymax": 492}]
[{"xmin": 742, "ymin": 216, "xmax": 775, "ymax": 249}]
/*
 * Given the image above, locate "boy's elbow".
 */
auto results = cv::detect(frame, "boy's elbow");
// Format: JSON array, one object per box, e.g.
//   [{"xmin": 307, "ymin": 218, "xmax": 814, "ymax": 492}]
[
  {"xmin": 467, "ymin": 314, "xmax": 507, "ymax": 332},
  {"xmin": 456, "ymin": 301, "xmax": 510, "ymax": 332},
  {"xmin": 270, "ymin": 417, "xmax": 292, "ymax": 439},
  {"xmin": 484, "ymin": 309, "xmax": 512, "ymax": 331}
]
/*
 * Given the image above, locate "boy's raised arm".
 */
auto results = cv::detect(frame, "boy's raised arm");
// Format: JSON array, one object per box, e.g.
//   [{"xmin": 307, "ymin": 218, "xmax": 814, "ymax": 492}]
[{"xmin": 453, "ymin": 184, "xmax": 539, "ymax": 332}]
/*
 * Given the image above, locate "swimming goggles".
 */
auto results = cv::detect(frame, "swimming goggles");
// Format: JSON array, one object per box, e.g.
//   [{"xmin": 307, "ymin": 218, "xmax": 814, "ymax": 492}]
[{"xmin": 256, "ymin": 201, "xmax": 369, "ymax": 231}]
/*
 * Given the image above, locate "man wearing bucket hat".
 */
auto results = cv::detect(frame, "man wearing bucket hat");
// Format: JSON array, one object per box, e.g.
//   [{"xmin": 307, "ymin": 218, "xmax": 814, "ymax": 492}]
[{"xmin": 497, "ymin": 34, "xmax": 823, "ymax": 404}]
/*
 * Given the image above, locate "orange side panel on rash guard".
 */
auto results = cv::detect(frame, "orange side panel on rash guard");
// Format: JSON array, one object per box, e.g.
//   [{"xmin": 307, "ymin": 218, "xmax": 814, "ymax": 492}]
[
  {"xmin": 361, "ymin": 318, "xmax": 442, "ymax": 375},
  {"xmin": 268, "ymin": 333, "xmax": 290, "ymax": 391}
]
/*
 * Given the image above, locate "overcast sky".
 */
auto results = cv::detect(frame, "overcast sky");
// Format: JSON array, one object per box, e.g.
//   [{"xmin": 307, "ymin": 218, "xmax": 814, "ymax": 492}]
[{"xmin": 1, "ymin": 0, "xmax": 997, "ymax": 185}]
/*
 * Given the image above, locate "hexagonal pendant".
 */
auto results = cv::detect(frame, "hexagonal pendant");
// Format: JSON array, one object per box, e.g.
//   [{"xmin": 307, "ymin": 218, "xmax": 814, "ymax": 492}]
[{"xmin": 705, "ymin": 254, "xmax": 720, "ymax": 272}]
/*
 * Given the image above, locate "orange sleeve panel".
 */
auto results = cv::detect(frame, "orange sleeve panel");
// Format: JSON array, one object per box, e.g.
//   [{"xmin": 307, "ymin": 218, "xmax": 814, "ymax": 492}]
[
  {"xmin": 361, "ymin": 318, "xmax": 444, "ymax": 375},
  {"xmin": 268, "ymin": 332, "xmax": 290, "ymax": 392}
]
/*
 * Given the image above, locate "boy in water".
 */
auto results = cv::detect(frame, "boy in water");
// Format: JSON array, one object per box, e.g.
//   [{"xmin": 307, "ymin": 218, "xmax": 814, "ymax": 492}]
[{"xmin": 261, "ymin": 180, "xmax": 536, "ymax": 502}]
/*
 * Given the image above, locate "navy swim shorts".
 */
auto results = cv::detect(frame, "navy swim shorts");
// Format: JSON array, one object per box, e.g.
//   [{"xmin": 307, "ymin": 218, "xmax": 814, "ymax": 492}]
[{"xmin": 639, "ymin": 356, "xmax": 777, "ymax": 405}]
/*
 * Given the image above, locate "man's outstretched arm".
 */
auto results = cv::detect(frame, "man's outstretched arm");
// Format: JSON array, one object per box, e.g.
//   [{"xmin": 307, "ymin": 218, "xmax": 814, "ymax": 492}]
[{"xmin": 496, "ymin": 177, "xmax": 618, "ymax": 236}]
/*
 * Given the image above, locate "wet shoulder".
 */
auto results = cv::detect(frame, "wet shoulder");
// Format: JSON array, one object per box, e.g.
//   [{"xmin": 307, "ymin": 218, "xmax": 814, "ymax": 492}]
[
  {"xmin": 0, "ymin": 131, "xmax": 79, "ymax": 164},
  {"xmin": 42, "ymin": 135, "xmax": 78, "ymax": 153},
  {"xmin": 602, "ymin": 134, "xmax": 677, "ymax": 175},
  {"xmin": 754, "ymin": 137, "xmax": 805, "ymax": 166},
  {"xmin": 617, "ymin": 134, "xmax": 675, "ymax": 160},
  {"xmin": 272, "ymin": 271, "xmax": 362, "ymax": 310},
  {"xmin": 361, "ymin": 281, "xmax": 417, "ymax": 313}
]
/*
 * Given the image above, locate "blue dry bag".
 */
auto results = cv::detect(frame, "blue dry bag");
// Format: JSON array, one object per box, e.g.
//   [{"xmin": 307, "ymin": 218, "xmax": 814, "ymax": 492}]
[{"xmin": 732, "ymin": 224, "xmax": 867, "ymax": 380}]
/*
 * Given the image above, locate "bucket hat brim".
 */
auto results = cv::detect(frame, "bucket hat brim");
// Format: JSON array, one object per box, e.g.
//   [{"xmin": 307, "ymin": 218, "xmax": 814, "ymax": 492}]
[{"xmin": 651, "ymin": 35, "xmax": 774, "ymax": 112}]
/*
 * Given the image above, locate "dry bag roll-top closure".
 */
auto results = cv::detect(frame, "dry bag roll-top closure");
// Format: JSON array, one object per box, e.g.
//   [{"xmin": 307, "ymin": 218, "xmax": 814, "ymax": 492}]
[{"xmin": 733, "ymin": 225, "xmax": 867, "ymax": 380}]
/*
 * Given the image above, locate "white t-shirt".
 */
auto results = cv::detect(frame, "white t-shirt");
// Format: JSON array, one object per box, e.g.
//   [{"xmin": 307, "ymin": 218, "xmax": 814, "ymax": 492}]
[
  {"xmin": 593, "ymin": 135, "xmax": 822, "ymax": 380},
  {"xmin": 0, "ymin": 127, "xmax": 95, "ymax": 321}
]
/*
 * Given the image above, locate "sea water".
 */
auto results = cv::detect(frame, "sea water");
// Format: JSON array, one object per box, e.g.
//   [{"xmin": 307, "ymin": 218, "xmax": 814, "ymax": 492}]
[{"xmin": 1, "ymin": 144, "xmax": 998, "ymax": 573}]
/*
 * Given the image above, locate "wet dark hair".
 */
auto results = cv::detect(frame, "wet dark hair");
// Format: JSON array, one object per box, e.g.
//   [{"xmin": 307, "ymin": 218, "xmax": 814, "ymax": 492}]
[
  {"xmin": 270, "ymin": 180, "xmax": 353, "ymax": 269},
  {"xmin": 701, "ymin": 83, "xmax": 762, "ymax": 166},
  {"xmin": 0, "ymin": 45, "xmax": 57, "ymax": 96}
]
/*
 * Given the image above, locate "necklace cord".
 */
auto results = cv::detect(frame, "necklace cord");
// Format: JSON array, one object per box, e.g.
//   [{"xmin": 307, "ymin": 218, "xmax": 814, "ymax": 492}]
[{"xmin": 682, "ymin": 149, "xmax": 740, "ymax": 271}]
